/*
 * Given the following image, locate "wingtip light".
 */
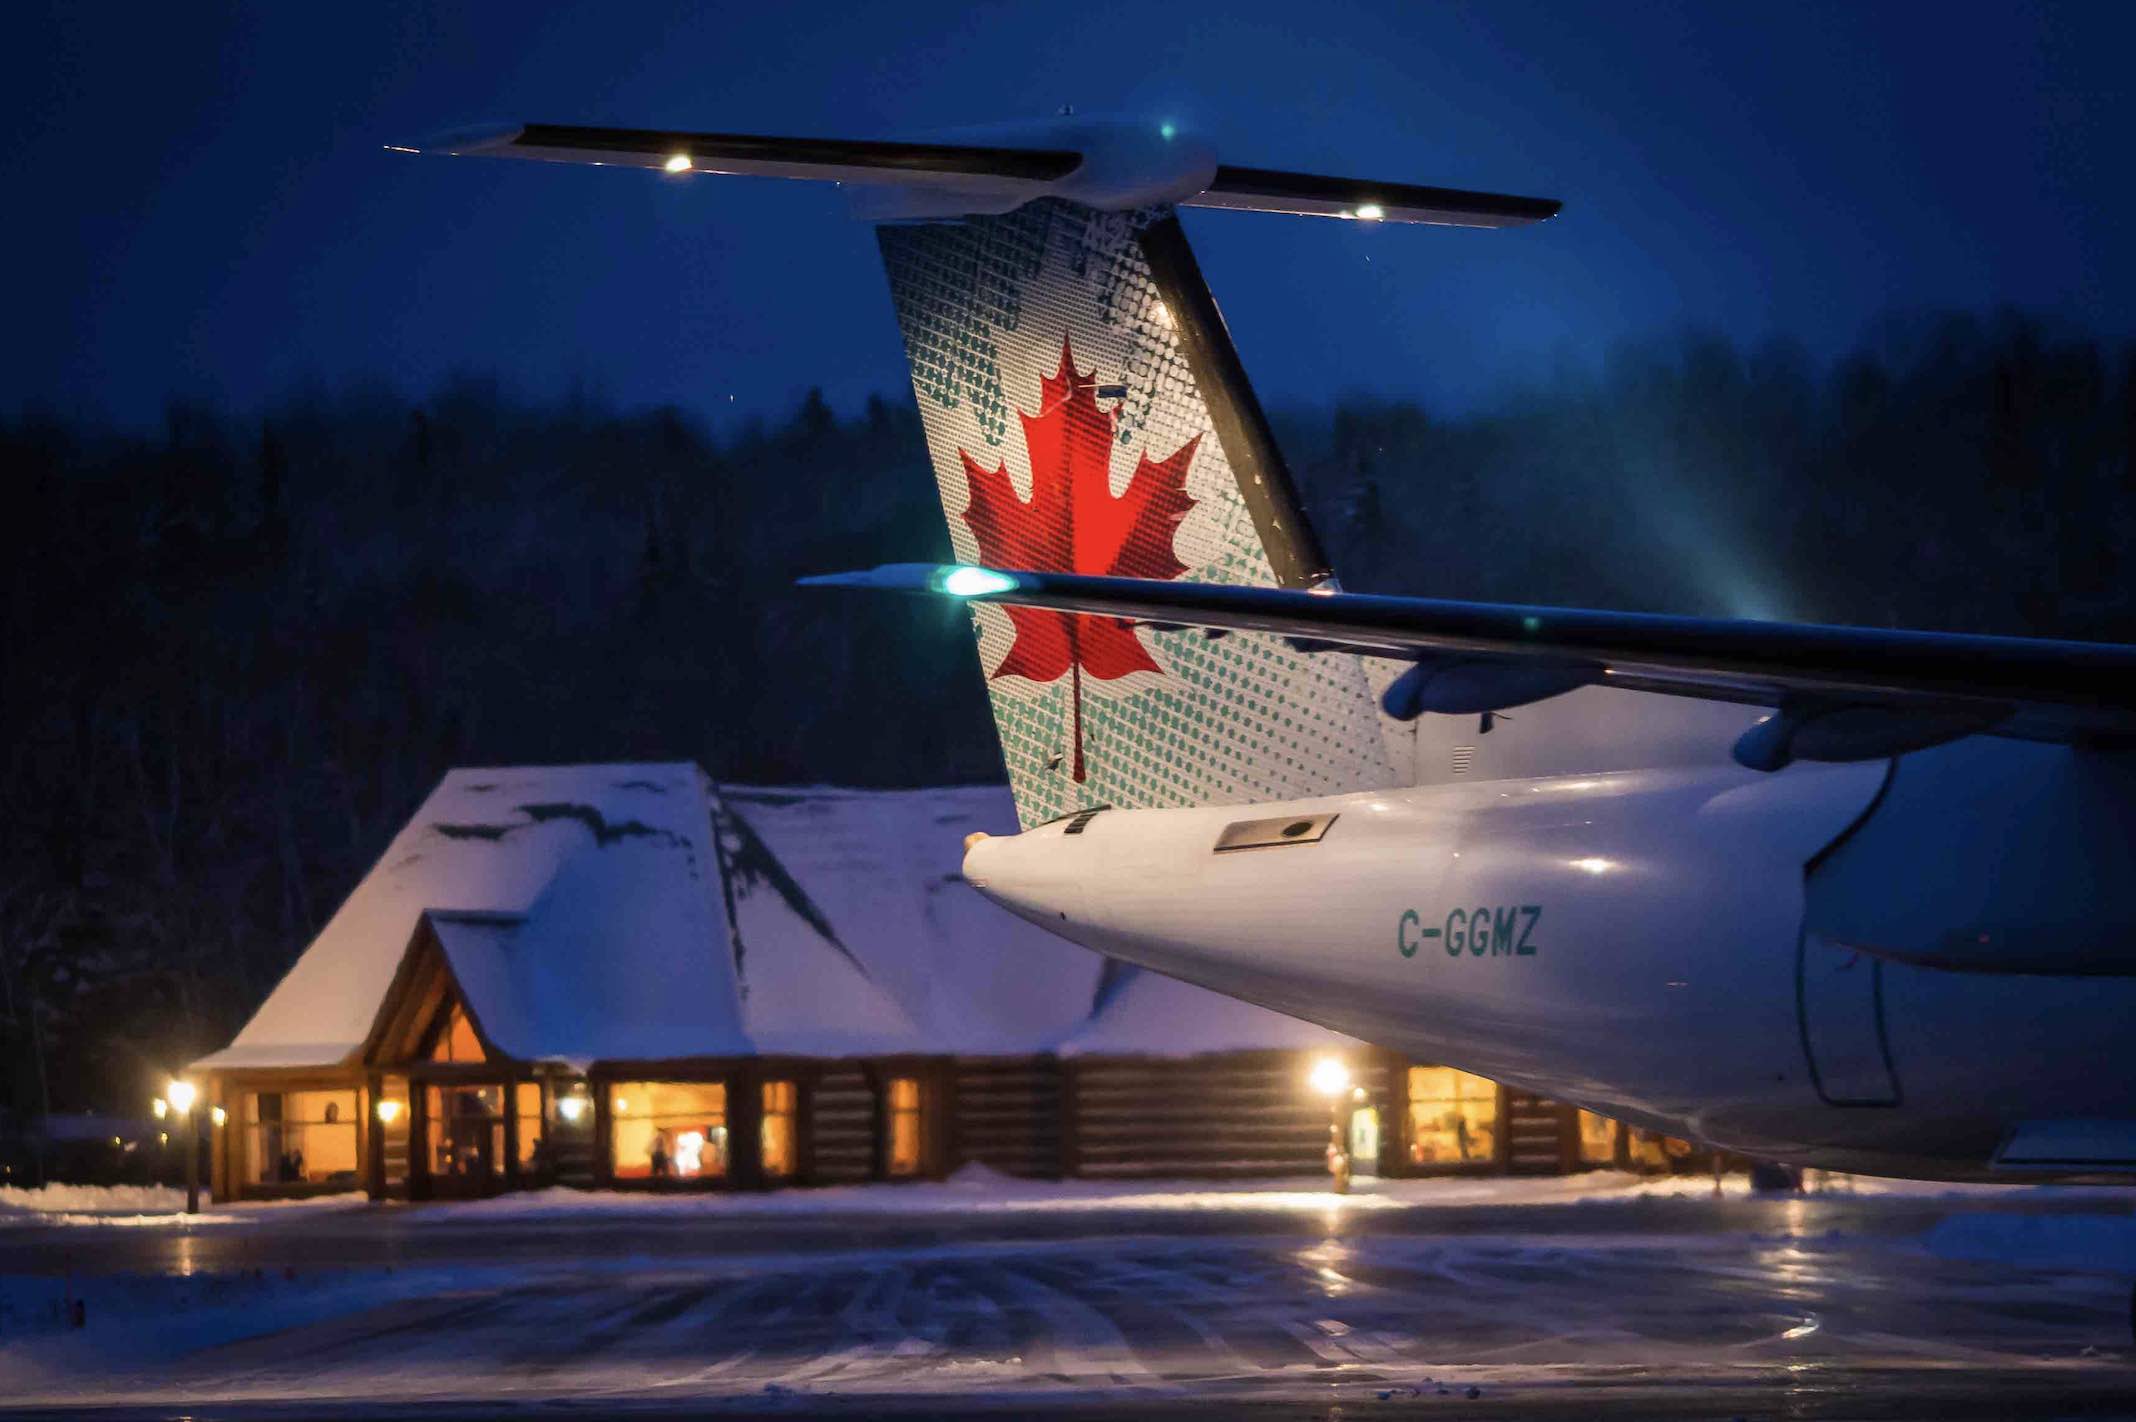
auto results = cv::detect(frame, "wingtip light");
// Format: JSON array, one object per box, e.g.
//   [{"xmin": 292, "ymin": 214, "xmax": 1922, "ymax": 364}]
[{"xmin": 936, "ymin": 565, "xmax": 1019, "ymax": 597}]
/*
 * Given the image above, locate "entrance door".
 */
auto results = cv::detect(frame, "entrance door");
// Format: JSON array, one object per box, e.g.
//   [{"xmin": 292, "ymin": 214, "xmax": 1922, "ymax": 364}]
[
  {"xmin": 420, "ymin": 1081, "xmax": 508, "ymax": 1198},
  {"xmin": 1348, "ymin": 1106, "xmax": 1381, "ymax": 1178},
  {"xmin": 1798, "ymin": 933, "xmax": 1901, "ymax": 1106}
]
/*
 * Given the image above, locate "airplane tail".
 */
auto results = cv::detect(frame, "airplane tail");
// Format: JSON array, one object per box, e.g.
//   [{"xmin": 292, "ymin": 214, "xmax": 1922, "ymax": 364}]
[
  {"xmin": 876, "ymin": 201, "xmax": 1402, "ymax": 826},
  {"xmin": 398, "ymin": 119, "xmax": 1557, "ymax": 825}
]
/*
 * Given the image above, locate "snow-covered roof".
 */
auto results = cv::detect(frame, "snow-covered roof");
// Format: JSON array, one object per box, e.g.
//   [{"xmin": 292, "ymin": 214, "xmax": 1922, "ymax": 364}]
[{"xmin": 199, "ymin": 767, "xmax": 1357, "ymax": 1072}]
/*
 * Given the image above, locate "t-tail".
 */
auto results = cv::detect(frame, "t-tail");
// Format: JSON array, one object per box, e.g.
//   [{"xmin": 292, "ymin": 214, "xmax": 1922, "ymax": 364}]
[{"xmin": 396, "ymin": 116, "xmax": 1561, "ymax": 825}]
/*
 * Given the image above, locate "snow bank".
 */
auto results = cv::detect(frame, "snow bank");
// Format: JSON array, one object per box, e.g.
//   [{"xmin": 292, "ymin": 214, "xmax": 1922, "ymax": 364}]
[
  {"xmin": 0, "ymin": 1184, "xmax": 367, "ymax": 1228},
  {"xmin": 0, "ymin": 1184, "xmax": 190, "ymax": 1215}
]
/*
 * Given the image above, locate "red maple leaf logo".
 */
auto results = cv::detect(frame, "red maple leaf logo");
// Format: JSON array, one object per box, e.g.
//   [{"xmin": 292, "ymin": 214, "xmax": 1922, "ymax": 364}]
[{"xmin": 960, "ymin": 335, "xmax": 1200, "ymax": 783}]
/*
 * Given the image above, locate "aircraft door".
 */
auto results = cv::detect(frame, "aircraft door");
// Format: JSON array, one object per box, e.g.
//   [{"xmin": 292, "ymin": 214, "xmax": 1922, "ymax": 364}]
[{"xmin": 1797, "ymin": 933, "xmax": 1901, "ymax": 1106}]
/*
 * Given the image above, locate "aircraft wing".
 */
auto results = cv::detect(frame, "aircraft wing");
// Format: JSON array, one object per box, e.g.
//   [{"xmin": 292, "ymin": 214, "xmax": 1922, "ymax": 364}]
[{"xmin": 804, "ymin": 564, "xmax": 2136, "ymax": 769}]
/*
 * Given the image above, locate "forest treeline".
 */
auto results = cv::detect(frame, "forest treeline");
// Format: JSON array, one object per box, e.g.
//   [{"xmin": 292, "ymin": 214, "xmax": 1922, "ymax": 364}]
[{"xmin": 2, "ymin": 308, "xmax": 2132, "ymax": 1118}]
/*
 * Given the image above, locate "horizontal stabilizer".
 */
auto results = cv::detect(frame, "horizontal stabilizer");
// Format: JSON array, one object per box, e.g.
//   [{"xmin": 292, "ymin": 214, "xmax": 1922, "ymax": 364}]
[
  {"xmin": 802, "ymin": 563, "xmax": 2136, "ymax": 758},
  {"xmin": 396, "ymin": 121, "xmax": 1559, "ymax": 227}
]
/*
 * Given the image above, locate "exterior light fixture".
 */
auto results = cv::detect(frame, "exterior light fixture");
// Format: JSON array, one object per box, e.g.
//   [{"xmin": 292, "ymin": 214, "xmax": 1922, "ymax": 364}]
[
  {"xmin": 152, "ymin": 1097, "xmax": 168, "ymax": 1120},
  {"xmin": 165, "ymin": 1079, "xmax": 198, "ymax": 1115},
  {"xmin": 557, "ymin": 1095, "xmax": 588, "ymax": 1123},
  {"xmin": 1354, "ymin": 203, "xmax": 1385, "ymax": 221},
  {"xmin": 375, "ymin": 1098, "xmax": 404, "ymax": 1125},
  {"xmin": 1309, "ymin": 1057, "xmax": 1351, "ymax": 1098},
  {"xmin": 663, "ymin": 153, "xmax": 692, "ymax": 174},
  {"xmin": 210, "ymin": 1106, "xmax": 227, "ymax": 1128}
]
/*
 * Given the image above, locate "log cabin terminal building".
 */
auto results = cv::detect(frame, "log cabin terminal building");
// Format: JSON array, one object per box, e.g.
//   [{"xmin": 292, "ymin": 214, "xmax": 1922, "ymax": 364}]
[{"xmin": 195, "ymin": 764, "xmax": 1686, "ymax": 1202}]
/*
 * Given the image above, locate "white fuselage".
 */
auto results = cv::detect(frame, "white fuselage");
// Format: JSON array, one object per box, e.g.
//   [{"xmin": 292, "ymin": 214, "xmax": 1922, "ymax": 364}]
[{"xmin": 964, "ymin": 747, "xmax": 2136, "ymax": 1180}]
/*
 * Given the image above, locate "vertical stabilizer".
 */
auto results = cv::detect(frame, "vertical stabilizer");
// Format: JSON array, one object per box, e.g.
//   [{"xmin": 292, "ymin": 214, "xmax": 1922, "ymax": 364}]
[{"xmin": 877, "ymin": 200, "xmax": 1400, "ymax": 826}]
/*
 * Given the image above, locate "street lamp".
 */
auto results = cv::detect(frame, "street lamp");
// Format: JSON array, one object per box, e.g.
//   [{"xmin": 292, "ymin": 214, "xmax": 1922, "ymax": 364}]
[
  {"xmin": 165, "ymin": 1079, "xmax": 201, "ymax": 1214},
  {"xmin": 1309, "ymin": 1057, "xmax": 1353, "ymax": 1195}
]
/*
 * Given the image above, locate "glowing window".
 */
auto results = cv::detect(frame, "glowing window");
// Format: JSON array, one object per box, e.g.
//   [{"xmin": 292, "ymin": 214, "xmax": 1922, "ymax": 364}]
[
  {"xmin": 885, "ymin": 1077, "xmax": 922, "ymax": 1177},
  {"xmin": 610, "ymin": 1080, "xmax": 727, "ymax": 1181},
  {"xmin": 429, "ymin": 1003, "xmax": 484, "ymax": 1063},
  {"xmin": 425, "ymin": 1082, "xmax": 505, "ymax": 1181},
  {"xmin": 761, "ymin": 1080, "xmax": 797, "ymax": 1180},
  {"xmin": 243, "ymin": 1089, "xmax": 361, "ymax": 1187},
  {"xmin": 515, "ymin": 1081, "xmax": 548, "ymax": 1173},
  {"xmin": 1578, "ymin": 1109, "xmax": 1619, "ymax": 1167},
  {"xmin": 1405, "ymin": 1066, "xmax": 1499, "ymax": 1167}
]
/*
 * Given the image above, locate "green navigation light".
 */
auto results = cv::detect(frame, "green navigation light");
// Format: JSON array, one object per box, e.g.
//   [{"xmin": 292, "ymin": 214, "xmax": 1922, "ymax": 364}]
[{"xmin": 937, "ymin": 566, "xmax": 1019, "ymax": 598}]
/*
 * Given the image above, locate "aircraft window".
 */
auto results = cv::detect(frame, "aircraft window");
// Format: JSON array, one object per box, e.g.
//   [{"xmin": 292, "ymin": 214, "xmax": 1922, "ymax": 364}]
[{"xmin": 1213, "ymin": 812, "xmax": 1339, "ymax": 852}]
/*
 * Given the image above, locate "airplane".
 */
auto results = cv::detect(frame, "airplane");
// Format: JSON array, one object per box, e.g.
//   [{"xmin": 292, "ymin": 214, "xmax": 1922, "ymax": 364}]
[{"xmin": 405, "ymin": 116, "xmax": 2136, "ymax": 1187}]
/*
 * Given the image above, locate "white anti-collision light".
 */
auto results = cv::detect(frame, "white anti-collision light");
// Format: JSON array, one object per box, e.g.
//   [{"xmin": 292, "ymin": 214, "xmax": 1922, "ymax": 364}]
[
  {"xmin": 937, "ymin": 566, "xmax": 1019, "ymax": 598},
  {"xmin": 1354, "ymin": 203, "xmax": 1385, "ymax": 220},
  {"xmin": 663, "ymin": 153, "xmax": 692, "ymax": 174}
]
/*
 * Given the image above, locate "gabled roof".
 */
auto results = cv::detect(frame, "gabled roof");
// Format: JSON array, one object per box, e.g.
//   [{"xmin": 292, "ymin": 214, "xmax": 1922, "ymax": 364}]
[
  {"xmin": 198, "ymin": 767, "xmax": 1359, "ymax": 1073},
  {"xmin": 196, "ymin": 764, "xmax": 921, "ymax": 1071}
]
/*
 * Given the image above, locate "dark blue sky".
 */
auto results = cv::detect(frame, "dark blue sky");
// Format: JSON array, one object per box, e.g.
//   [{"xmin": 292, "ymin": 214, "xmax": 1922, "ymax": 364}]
[{"xmin": 6, "ymin": 1, "xmax": 2130, "ymax": 430}]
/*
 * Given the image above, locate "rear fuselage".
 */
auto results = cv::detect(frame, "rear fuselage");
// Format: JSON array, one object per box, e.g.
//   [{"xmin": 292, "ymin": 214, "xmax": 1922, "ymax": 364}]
[{"xmin": 964, "ymin": 748, "xmax": 2136, "ymax": 1180}]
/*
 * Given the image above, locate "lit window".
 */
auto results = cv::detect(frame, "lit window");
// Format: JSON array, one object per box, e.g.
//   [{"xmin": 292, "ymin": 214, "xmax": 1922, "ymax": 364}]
[
  {"xmin": 1405, "ymin": 1066, "xmax": 1499, "ymax": 1167},
  {"xmin": 515, "ymin": 1082, "xmax": 548, "ymax": 1175},
  {"xmin": 429, "ymin": 1003, "xmax": 484, "ymax": 1063},
  {"xmin": 885, "ymin": 1077, "xmax": 922, "ymax": 1177},
  {"xmin": 609, "ymin": 1081, "xmax": 727, "ymax": 1181},
  {"xmin": 425, "ymin": 1083, "xmax": 505, "ymax": 1181},
  {"xmin": 243, "ymin": 1089, "xmax": 360, "ymax": 1187},
  {"xmin": 760, "ymin": 1080, "xmax": 797, "ymax": 1180},
  {"xmin": 1577, "ymin": 1109, "xmax": 1619, "ymax": 1167}
]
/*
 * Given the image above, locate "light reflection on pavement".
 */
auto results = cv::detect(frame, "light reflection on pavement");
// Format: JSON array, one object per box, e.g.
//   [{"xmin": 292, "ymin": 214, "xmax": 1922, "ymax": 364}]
[{"xmin": 1, "ymin": 1194, "xmax": 2131, "ymax": 1418}]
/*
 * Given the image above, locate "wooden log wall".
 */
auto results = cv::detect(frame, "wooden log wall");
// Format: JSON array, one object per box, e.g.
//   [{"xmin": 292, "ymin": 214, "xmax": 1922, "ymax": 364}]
[
  {"xmin": 951, "ymin": 1056, "xmax": 1065, "ymax": 1178},
  {"xmin": 810, "ymin": 1063, "xmax": 877, "ymax": 1185},
  {"xmin": 1068, "ymin": 1051, "xmax": 1393, "ymax": 1180}
]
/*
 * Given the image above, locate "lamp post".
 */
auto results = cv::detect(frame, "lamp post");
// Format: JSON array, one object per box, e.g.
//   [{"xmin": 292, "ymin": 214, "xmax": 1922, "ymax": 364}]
[
  {"xmin": 165, "ymin": 1079, "xmax": 199, "ymax": 1214},
  {"xmin": 1309, "ymin": 1056, "xmax": 1353, "ymax": 1195}
]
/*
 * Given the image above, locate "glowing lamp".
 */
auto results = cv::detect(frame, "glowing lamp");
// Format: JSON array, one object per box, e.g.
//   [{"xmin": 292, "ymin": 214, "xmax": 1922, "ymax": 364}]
[
  {"xmin": 1354, "ymin": 203, "xmax": 1385, "ymax": 221},
  {"xmin": 152, "ymin": 1097, "xmax": 168, "ymax": 1119},
  {"xmin": 663, "ymin": 153, "xmax": 692, "ymax": 174},
  {"xmin": 1570, "ymin": 857, "xmax": 1614, "ymax": 876},
  {"xmin": 1309, "ymin": 1057, "xmax": 1351, "ymax": 1099},
  {"xmin": 375, "ymin": 1098, "xmax": 404, "ymax": 1125},
  {"xmin": 557, "ymin": 1095, "xmax": 588, "ymax": 1123},
  {"xmin": 936, "ymin": 565, "xmax": 1018, "ymax": 598},
  {"xmin": 165, "ymin": 1079, "xmax": 197, "ymax": 1115},
  {"xmin": 210, "ymin": 1106, "xmax": 227, "ymax": 1128}
]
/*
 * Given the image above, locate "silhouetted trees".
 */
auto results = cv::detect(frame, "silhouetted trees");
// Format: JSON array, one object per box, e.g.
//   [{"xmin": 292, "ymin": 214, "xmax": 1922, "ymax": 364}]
[{"xmin": 0, "ymin": 307, "xmax": 2130, "ymax": 1116}]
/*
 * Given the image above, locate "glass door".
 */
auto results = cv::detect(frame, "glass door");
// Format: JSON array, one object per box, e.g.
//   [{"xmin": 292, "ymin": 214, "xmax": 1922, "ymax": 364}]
[{"xmin": 422, "ymin": 1082, "xmax": 506, "ymax": 1197}]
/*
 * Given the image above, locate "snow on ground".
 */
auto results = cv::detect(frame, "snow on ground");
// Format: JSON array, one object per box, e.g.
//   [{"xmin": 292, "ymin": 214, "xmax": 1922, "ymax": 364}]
[
  {"xmin": 2, "ymin": 1197, "xmax": 2131, "ymax": 1413},
  {"xmin": 426, "ymin": 1163, "xmax": 2133, "ymax": 1223},
  {"xmin": 4, "ymin": 1168, "xmax": 2125, "ymax": 1229},
  {"xmin": 0, "ymin": 1183, "xmax": 366, "ymax": 1228}
]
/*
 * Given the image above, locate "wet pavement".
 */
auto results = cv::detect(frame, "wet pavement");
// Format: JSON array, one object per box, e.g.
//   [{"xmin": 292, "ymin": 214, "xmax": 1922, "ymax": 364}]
[{"xmin": 2, "ymin": 1191, "xmax": 2132, "ymax": 1418}]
